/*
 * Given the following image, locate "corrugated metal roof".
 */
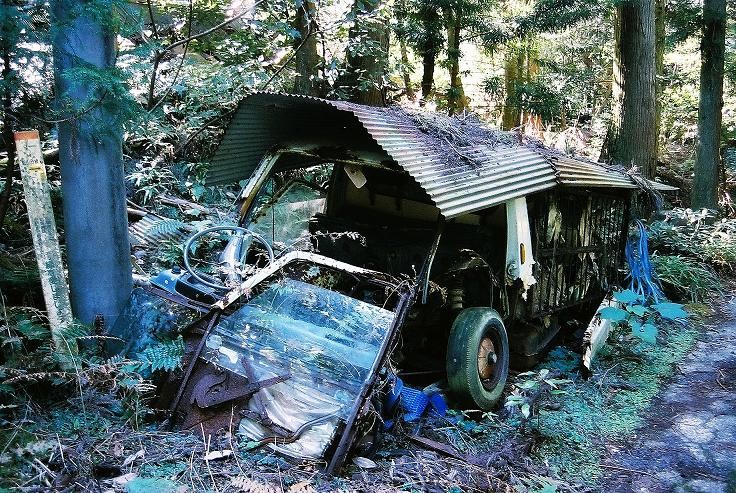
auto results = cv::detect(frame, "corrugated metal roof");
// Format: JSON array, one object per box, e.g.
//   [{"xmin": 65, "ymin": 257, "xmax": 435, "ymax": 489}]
[
  {"xmin": 552, "ymin": 155, "xmax": 677, "ymax": 192},
  {"xmin": 208, "ymin": 93, "xmax": 676, "ymax": 218}
]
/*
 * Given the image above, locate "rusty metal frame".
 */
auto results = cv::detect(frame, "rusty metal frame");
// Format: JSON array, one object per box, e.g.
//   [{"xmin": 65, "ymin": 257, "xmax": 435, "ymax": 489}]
[
  {"xmin": 326, "ymin": 284, "xmax": 415, "ymax": 474},
  {"xmin": 163, "ymin": 249, "xmax": 416, "ymax": 472},
  {"xmin": 215, "ymin": 250, "xmax": 400, "ymax": 309}
]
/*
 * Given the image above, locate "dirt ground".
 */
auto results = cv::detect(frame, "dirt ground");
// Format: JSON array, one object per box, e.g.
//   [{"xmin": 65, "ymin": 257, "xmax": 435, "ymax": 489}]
[{"xmin": 600, "ymin": 296, "xmax": 736, "ymax": 493}]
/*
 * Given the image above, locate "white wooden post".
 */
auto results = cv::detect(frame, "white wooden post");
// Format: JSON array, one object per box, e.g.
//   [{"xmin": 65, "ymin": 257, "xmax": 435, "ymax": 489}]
[{"xmin": 15, "ymin": 130, "xmax": 76, "ymax": 365}]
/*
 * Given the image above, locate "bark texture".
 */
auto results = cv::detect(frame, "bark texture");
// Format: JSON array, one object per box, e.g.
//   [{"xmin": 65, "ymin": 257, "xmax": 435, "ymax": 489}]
[
  {"xmin": 444, "ymin": 7, "xmax": 468, "ymax": 115},
  {"xmin": 52, "ymin": 0, "xmax": 132, "ymax": 327},
  {"xmin": 344, "ymin": 0, "xmax": 389, "ymax": 106},
  {"xmin": 654, "ymin": 0, "xmax": 665, "ymax": 150},
  {"xmin": 502, "ymin": 48, "xmax": 521, "ymax": 130},
  {"xmin": 603, "ymin": 0, "xmax": 657, "ymax": 179},
  {"xmin": 0, "ymin": 29, "xmax": 14, "ymax": 228},
  {"xmin": 692, "ymin": 0, "xmax": 726, "ymax": 209},
  {"xmin": 293, "ymin": 0, "xmax": 320, "ymax": 96},
  {"xmin": 419, "ymin": 3, "xmax": 441, "ymax": 102}
]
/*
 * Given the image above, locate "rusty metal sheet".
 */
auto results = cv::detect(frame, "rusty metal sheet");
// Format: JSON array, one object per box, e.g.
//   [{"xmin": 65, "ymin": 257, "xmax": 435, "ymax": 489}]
[
  {"xmin": 552, "ymin": 155, "xmax": 678, "ymax": 192},
  {"xmin": 207, "ymin": 93, "xmax": 675, "ymax": 219}
]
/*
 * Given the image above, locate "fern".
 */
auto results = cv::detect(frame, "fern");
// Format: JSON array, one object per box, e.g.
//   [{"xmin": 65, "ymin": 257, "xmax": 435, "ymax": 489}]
[
  {"xmin": 137, "ymin": 336, "xmax": 185, "ymax": 372},
  {"xmin": 143, "ymin": 218, "xmax": 190, "ymax": 238}
]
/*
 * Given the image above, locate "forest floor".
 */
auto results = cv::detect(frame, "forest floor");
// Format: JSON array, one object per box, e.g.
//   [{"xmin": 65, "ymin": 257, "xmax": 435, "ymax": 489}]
[{"xmin": 600, "ymin": 296, "xmax": 736, "ymax": 493}]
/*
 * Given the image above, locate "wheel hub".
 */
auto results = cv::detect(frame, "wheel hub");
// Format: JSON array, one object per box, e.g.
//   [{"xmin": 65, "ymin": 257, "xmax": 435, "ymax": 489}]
[{"xmin": 477, "ymin": 337, "xmax": 497, "ymax": 380}]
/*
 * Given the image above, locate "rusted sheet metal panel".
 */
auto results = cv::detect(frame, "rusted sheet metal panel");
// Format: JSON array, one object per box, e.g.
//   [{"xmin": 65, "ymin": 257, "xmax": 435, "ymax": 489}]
[
  {"xmin": 207, "ymin": 93, "xmax": 674, "ymax": 218},
  {"xmin": 326, "ymin": 101, "xmax": 559, "ymax": 218},
  {"xmin": 553, "ymin": 156, "xmax": 678, "ymax": 192}
]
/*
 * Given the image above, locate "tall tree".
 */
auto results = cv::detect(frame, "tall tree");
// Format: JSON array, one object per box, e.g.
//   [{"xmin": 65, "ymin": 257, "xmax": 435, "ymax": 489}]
[
  {"xmin": 394, "ymin": 0, "xmax": 416, "ymax": 100},
  {"xmin": 443, "ymin": 3, "xmax": 469, "ymax": 115},
  {"xmin": 654, "ymin": 0, "xmax": 665, "ymax": 152},
  {"xmin": 418, "ymin": 3, "xmax": 442, "ymax": 102},
  {"xmin": 602, "ymin": 0, "xmax": 657, "ymax": 178},
  {"xmin": 343, "ymin": 0, "xmax": 389, "ymax": 105},
  {"xmin": 0, "ymin": 0, "xmax": 18, "ymax": 227},
  {"xmin": 692, "ymin": 0, "xmax": 726, "ymax": 209},
  {"xmin": 293, "ymin": 0, "xmax": 320, "ymax": 96},
  {"xmin": 52, "ymin": 0, "xmax": 132, "ymax": 326}
]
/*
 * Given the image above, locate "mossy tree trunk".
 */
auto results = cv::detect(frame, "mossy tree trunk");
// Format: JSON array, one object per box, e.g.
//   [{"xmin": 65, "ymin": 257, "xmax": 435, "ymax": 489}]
[
  {"xmin": 293, "ymin": 0, "xmax": 320, "ymax": 96},
  {"xmin": 420, "ymin": 2, "xmax": 441, "ymax": 103},
  {"xmin": 344, "ymin": 0, "xmax": 389, "ymax": 106},
  {"xmin": 654, "ymin": 0, "xmax": 665, "ymax": 153},
  {"xmin": 692, "ymin": 0, "xmax": 726, "ymax": 209},
  {"xmin": 52, "ymin": 0, "xmax": 132, "ymax": 327},
  {"xmin": 444, "ymin": 6, "xmax": 468, "ymax": 115},
  {"xmin": 502, "ymin": 43, "xmax": 521, "ymax": 130},
  {"xmin": 602, "ymin": 0, "xmax": 657, "ymax": 179},
  {"xmin": 0, "ymin": 0, "xmax": 17, "ymax": 228}
]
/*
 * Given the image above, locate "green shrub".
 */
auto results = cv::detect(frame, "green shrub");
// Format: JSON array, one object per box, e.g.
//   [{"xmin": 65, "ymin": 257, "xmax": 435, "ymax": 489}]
[
  {"xmin": 651, "ymin": 254, "xmax": 723, "ymax": 302},
  {"xmin": 649, "ymin": 208, "xmax": 736, "ymax": 271}
]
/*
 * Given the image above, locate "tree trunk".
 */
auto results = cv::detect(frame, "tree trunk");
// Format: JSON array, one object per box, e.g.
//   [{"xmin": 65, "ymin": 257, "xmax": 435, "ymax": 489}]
[
  {"xmin": 344, "ymin": 0, "xmax": 389, "ymax": 106},
  {"xmin": 603, "ymin": 0, "xmax": 657, "ymax": 179},
  {"xmin": 0, "ymin": 23, "xmax": 15, "ymax": 228},
  {"xmin": 444, "ymin": 7, "xmax": 468, "ymax": 116},
  {"xmin": 502, "ymin": 42, "xmax": 521, "ymax": 130},
  {"xmin": 394, "ymin": 0, "xmax": 415, "ymax": 101},
  {"xmin": 52, "ymin": 0, "xmax": 132, "ymax": 327},
  {"xmin": 399, "ymin": 38, "xmax": 415, "ymax": 101},
  {"xmin": 293, "ymin": 0, "xmax": 320, "ymax": 96},
  {"xmin": 692, "ymin": 0, "xmax": 726, "ymax": 209},
  {"xmin": 419, "ymin": 2, "xmax": 440, "ymax": 102},
  {"xmin": 654, "ymin": 0, "xmax": 665, "ymax": 151}
]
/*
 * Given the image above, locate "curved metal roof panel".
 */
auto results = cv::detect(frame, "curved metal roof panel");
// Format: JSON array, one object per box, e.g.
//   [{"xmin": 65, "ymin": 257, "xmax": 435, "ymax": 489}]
[{"xmin": 208, "ymin": 93, "xmax": 675, "ymax": 218}]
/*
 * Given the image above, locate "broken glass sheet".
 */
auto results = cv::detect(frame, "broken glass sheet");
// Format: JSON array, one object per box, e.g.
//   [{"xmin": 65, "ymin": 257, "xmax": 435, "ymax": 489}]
[
  {"xmin": 201, "ymin": 279, "xmax": 395, "ymax": 459},
  {"xmin": 248, "ymin": 181, "xmax": 325, "ymax": 251}
]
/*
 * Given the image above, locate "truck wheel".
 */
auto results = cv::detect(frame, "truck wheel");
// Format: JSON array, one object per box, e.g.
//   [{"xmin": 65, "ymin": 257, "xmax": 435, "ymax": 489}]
[{"xmin": 446, "ymin": 308, "xmax": 509, "ymax": 410}]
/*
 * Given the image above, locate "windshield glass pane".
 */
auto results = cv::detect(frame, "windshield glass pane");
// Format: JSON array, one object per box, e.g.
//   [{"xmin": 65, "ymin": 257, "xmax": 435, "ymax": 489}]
[
  {"xmin": 246, "ymin": 165, "xmax": 331, "ymax": 252},
  {"xmin": 201, "ymin": 278, "xmax": 395, "ymax": 459}
]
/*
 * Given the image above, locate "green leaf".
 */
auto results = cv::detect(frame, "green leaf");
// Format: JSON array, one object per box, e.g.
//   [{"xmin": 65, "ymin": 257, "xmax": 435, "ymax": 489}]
[
  {"xmin": 651, "ymin": 302, "xmax": 689, "ymax": 320},
  {"xmin": 544, "ymin": 378, "xmax": 571, "ymax": 388},
  {"xmin": 518, "ymin": 379, "xmax": 538, "ymax": 390},
  {"xmin": 627, "ymin": 304, "xmax": 649, "ymax": 317},
  {"xmin": 613, "ymin": 289, "xmax": 642, "ymax": 304},
  {"xmin": 521, "ymin": 403, "xmax": 531, "ymax": 418},
  {"xmin": 126, "ymin": 477, "xmax": 179, "ymax": 493},
  {"xmin": 531, "ymin": 484, "xmax": 558, "ymax": 493},
  {"xmin": 600, "ymin": 306, "xmax": 628, "ymax": 322},
  {"xmin": 632, "ymin": 323, "xmax": 658, "ymax": 344}
]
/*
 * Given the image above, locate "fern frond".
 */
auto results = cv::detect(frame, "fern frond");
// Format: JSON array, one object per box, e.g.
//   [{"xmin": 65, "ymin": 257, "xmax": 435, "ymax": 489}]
[
  {"xmin": 143, "ymin": 219, "xmax": 190, "ymax": 238},
  {"xmin": 137, "ymin": 336, "xmax": 185, "ymax": 372}
]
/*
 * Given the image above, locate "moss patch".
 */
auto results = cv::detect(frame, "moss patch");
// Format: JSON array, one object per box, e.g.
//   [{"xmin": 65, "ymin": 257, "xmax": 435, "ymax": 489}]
[{"xmin": 529, "ymin": 320, "xmax": 699, "ymax": 484}]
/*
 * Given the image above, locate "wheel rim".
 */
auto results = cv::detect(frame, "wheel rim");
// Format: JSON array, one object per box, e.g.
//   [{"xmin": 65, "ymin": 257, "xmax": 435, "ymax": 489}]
[{"xmin": 477, "ymin": 336, "xmax": 498, "ymax": 383}]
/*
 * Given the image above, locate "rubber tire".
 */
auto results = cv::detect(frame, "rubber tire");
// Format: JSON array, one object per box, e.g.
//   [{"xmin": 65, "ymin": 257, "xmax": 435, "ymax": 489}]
[{"xmin": 446, "ymin": 308, "xmax": 510, "ymax": 410}]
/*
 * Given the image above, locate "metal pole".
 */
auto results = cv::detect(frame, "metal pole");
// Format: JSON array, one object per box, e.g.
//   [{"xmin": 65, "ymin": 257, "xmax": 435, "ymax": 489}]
[{"xmin": 15, "ymin": 130, "xmax": 77, "ymax": 365}]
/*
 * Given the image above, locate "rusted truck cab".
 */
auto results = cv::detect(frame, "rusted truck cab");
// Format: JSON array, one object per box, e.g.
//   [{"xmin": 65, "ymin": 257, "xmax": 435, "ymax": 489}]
[{"xmin": 116, "ymin": 93, "xmax": 674, "ymax": 472}]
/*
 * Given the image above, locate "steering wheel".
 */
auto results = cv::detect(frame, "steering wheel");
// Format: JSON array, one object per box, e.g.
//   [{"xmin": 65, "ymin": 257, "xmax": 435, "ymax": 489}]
[{"xmin": 183, "ymin": 226, "xmax": 275, "ymax": 290}]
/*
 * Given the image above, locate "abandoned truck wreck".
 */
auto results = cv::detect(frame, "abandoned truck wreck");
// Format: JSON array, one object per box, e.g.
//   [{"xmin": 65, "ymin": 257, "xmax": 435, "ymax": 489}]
[{"xmin": 114, "ymin": 92, "xmax": 675, "ymax": 473}]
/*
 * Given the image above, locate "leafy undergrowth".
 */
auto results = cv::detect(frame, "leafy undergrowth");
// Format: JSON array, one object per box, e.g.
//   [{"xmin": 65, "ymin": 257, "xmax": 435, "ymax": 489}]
[
  {"xmin": 530, "ymin": 317, "xmax": 700, "ymax": 485},
  {"xmin": 0, "ymin": 304, "xmax": 708, "ymax": 493}
]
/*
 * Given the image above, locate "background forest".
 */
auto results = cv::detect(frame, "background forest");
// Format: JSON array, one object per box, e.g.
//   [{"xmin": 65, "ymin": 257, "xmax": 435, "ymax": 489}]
[
  {"xmin": 1, "ymin": 0, "xmax": 736, "ymax": 492},
  {"xmin": 1, "ymin": 0, "xmax": 735, "ymax": 224}
]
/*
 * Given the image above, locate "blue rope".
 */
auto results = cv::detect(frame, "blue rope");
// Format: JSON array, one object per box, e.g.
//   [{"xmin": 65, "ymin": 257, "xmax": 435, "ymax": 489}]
[{"xmin": 625, "ymin": 220, "xmax": 664, "ymax": 303}]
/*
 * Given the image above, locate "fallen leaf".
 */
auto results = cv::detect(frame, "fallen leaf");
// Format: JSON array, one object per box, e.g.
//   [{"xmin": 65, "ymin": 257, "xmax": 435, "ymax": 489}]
[
  {"xmin": 352, "ymin": 456, "xmax": 378, "ymax": 469},
  {"xmin": 111, "ymin": 472, "xmax": 137, "ymax": 486},
  {"xmin": 122, "ymin": 449, "xmax": 144, "ymax": 468},
  {"xmin": 203, "ymin": 449, "xmax": 233, "ymax": 461},
  {"xmin": 287, "ymin": 480, "xmax": 316, "ymax": 493}
]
